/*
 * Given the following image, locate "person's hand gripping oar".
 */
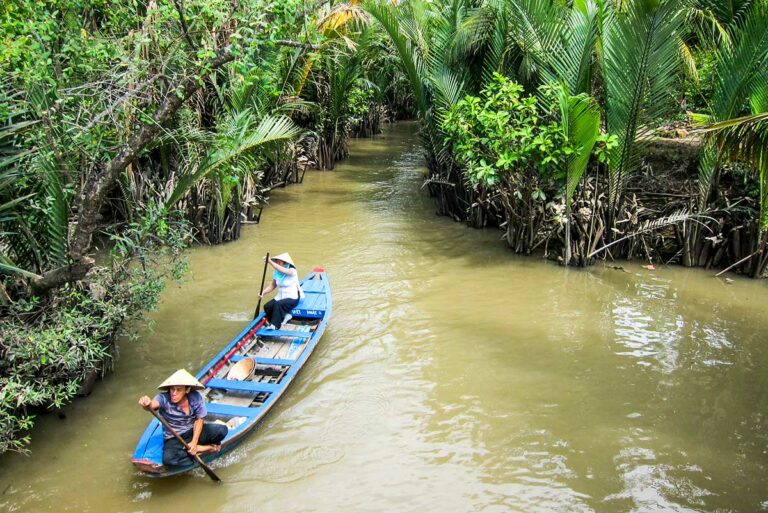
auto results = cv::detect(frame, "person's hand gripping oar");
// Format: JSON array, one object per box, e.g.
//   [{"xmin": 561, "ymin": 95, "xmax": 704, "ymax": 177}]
[{"xmin": 253, "ymin": 251, "xmax": 270, "ymax": 320}]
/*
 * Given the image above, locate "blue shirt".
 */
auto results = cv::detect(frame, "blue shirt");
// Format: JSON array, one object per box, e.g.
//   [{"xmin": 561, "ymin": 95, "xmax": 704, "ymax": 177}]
[{"xmin": 154, "ymin": 390, "xmax": 207, "ymax": 439}]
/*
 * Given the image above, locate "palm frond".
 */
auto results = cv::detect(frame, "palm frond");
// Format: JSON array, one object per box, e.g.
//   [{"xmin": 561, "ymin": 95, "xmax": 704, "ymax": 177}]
[
  {"xmin": 146, "ymin": 126, "xmax": 212, "ymax": 151},
  {"xmin": 559, "ymin": 89, "xmax": 601, "ymax": 201},
  {"xmin": 588, "ymin": 209, "xmax": 697, "ymax": 258},
  {"xmin": 709, "ymin": 1, "xmax": 768, "ymax": 121},
  {"xmin": 686, "ymin": 5, "xmax": 734, "ymax": 50},
  {"xmin": 294, "ymin": 52, "xmax": 319, "ymax": 99},
  {"xmin": 318, "ymin": 2, "xmax": 371, "ymax": 35},
  {"xmin": 0, "ymin": 254, "xmax": 42, "ymax": 279},
  {"xmin": 506, "ymin": 0, "xmax": 565, "ymax": 87},
  {"xmin": 695, "ymin": 0, "xmax": 768, "ymax": 209},
  {"xmin": 364, "ymin": 0, "xmax": 428, "ymax": 119},
  {"xmin": 603, "ymin": 0, "xmax": 686, "ymax": 210},
  {"xmin": 702, "ymin": 110, "xmax": 768, "ymax": 229},
  {"xmin": 678, "ymin": 39, "xmax": 699, "ymax": 84},
  {"xmin": 36, "ymin": 152, "xmax": 69, "ymax": 267},
  {"xmin": 167, "ymin": 115, "xmax": 302, "ymax": 207},
  {"xmin": 749, "ymin": 66, "xmax": 768, "ymax": 114},
  {"xmin": 478, "ymin": 4, "xmax": 511, "ymax": 86},
  {"xmin": 545, "ymin": 1, "xmax": 600, "ymax": 95},
  {"xmin": 430, "ymin": 71, "xmax": 467, "ymax": 128},
  {"xmin": 277, "ymin": 47, "xmax": 310, "ymax": 98}
]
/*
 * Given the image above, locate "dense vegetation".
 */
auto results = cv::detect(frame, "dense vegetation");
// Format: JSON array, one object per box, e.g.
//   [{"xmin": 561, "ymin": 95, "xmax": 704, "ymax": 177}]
[
  {"xmin": 1, "ymin": 0, "xmax": 767, "ymax": 452},
  {"xmin": 0, "ymin": 0, "xmax": 405, "ymax": 452},
  {"xmin": 366, "ymin": 0, "xmax": 768, "ymax": 274}
]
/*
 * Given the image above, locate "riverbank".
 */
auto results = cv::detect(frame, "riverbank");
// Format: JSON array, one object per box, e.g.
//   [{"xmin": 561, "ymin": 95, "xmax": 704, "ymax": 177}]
[{"xmin": 2, "ymin": 122, "xmax": 768, "ymax": 513}]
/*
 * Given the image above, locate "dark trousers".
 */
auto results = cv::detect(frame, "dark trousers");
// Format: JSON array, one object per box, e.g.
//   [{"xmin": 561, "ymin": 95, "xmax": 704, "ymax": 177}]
[
  {"xmin": 264, "ymin": 297, "xmax": 299, "ymax": 327},
  {"xmin": 163, "ymin": 423, "xmax": 228, "ymax": 466}
]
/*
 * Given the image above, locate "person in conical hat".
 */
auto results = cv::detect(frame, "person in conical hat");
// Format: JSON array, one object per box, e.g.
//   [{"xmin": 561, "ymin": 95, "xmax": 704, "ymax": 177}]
[
  {"xmin": 259, "ymin": 252, "xmax": 305, "ymax": 329},
  {"xmin": 138, "ymin": 369, "xmax": 227, "ymax": 466},
  {"xmin": 156, "ymin": 369, "xmax": 204, "ymax": 390}
]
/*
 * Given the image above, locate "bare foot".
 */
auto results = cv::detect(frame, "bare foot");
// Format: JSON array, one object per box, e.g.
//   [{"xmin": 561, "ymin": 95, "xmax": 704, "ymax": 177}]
[{"xmin": 196, "ymin": 444, "xmax": 221, "ymax": 455}]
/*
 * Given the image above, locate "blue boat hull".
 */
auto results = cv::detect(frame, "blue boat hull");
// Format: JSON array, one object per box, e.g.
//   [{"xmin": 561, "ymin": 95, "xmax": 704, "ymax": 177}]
[{"xmin": 131, "ymin": 269, "xmax": 332, "ymax": 477}]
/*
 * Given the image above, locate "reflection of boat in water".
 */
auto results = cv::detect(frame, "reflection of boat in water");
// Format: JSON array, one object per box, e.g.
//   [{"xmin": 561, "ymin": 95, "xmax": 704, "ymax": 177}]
[{"xmin": 131, "ymin": 269, "xmax": 332, "ymax": 477}]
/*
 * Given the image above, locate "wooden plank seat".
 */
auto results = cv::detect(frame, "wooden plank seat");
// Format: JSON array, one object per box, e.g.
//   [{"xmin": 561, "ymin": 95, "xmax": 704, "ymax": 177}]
[
  {"xmin": 290, "ymin": 280, "xmax": 327, "ymax": 318},
  {"xmin": 291, "ymin": 295, "xmax": 326, "ymax": 318},
  {"xmin": 256, "ymin": 328, "xmax": 311, "ymax": 338},
  {"xmin": 205, "ymin": 402, "xmax": 261, "ymax": 418},
  {"xmin": 206, "ymin": 378, "xmax": 280, "ymax": 393},
  {"xmin": 230, "ymin": 355, "xmax": 295, "ymax": 366}
]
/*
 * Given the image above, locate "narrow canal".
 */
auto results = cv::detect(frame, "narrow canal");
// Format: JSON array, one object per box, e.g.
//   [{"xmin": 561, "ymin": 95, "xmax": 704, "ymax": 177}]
[{"xmin": 2, "ymin": 122, "xmax": 767, "ymax": 513}]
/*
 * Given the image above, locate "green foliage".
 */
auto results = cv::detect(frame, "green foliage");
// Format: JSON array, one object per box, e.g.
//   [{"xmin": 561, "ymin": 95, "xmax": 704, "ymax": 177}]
[
  {"xmin": 348, "ymin": 86, "xmax": 374, "ymax": 125},
  {"xmin": 166, "ymin": 112, "xmax": 302, "ymax": 207},
  {"xmin": 364, "ymin": 0, "xmax": 428, "ymax": 121},
  {"xmin": 442, "ymin": 74, "xmax": 570, "ymax": 188},
  {"xmin": 702, "ymin": 112, "xmax": 768, "ymax": 230},
  {"xmin": 0, "ymin": 0, "xmax": 323, "ymax": 454},
  {"xmin": 693, "ymin": 0, "xmax": 768, "ymax": 212},
  {"xmin": 0, "ymin": 206, "xmax": 189, "ymax": 453},
  {"xmin": 603, "ymin": 0, "xmax": 687, "ymax": 211},
  {"xmin": 682, "ymin": 47, "xmax": 718, "ymax": 113},
  {"xmin": 0, "ymin": 276, "xmax": 150, "ymax": 453}
]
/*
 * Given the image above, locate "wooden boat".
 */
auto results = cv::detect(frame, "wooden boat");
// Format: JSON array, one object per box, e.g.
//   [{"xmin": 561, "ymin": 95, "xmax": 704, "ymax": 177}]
[{"xmin": 131, "ymin": 268, "xmax": 332, "ymax": 477}]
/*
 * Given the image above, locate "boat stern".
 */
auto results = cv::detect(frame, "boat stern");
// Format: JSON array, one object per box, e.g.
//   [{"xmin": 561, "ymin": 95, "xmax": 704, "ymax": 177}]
[{"xmin": 131, "ymin": 458, "xmax": 165, "ymax": 475}]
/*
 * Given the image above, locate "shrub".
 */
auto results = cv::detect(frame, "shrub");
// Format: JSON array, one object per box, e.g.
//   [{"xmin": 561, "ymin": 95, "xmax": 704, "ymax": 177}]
[{"xmin": 0, "ymin": 207, "xmax": 189, "ymax": 453}]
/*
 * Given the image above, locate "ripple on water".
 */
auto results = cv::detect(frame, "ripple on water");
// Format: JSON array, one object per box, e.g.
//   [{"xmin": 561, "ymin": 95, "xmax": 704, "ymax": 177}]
[
  {"xmin": 218, "ymin": 311, "xmax": 252, "ymax": 322},
  {"xmin": 316, "ymin": 390, "xmax": 394, "ymax": 439},
  {"xmin": 606, "ymin": 463, "xmax": 712, "ymax": 512},
  {"xmin": 611, "ymin": 295, "xmax": 683, "ymax": 373},
  {"xmin": 237, "ymin": 444, "xmax": 345, "ymax": 484}
]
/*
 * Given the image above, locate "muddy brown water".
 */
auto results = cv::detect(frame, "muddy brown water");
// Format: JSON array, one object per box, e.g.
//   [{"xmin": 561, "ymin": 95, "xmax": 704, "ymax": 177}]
[{"xmin": 2, "ymin": 122, "xmax": 767, "ymax": 513}]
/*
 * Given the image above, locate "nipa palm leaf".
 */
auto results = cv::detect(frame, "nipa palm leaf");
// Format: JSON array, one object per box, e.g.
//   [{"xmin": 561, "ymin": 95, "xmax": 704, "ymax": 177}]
[
  {"xmin": 603, "ymin": 0, "xmax": 685, "ymax": 211},
  {"xmin": 166, "ymin": 115, "xmax": 302, "ymax": 207}
]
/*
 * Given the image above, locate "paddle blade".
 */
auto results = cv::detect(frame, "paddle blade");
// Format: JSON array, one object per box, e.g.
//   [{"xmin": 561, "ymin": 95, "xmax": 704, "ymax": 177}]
[{"xmin": 196, "ymin": 457, "xmax": 222, "ymax": 482}]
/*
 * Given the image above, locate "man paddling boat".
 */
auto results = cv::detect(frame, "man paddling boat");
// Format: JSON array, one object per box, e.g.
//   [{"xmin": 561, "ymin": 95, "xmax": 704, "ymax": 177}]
[{"xmin": 138, "ymin": 369, "xmax": 227, "ymax": 466}]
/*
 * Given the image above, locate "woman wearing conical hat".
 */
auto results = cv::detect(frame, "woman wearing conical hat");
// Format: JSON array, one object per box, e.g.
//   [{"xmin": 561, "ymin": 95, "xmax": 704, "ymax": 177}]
[
  {"xmin": 258, "ymin": 252, "xmax": 305, "ymax": 329},
  {"xmin": 138, "ymin": 369, "xmax": 227, "ymax": 466}
]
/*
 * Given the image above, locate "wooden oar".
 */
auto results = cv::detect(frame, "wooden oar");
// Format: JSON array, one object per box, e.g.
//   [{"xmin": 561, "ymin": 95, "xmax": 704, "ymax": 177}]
[
  {"xmin": 148, "ymin": 409, "xmax": 222, "ymax": 482},
  {"xmin": 253, "ymin": 251, "xmax": 270, "ymax": 320}
]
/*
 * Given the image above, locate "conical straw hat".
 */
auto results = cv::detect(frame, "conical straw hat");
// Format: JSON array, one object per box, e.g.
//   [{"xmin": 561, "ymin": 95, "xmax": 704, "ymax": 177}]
[
  {"xmin": 272, "ymin": 252, "xmax": 296, "ymax": 268},
  {"xmin": 157, "ymin": 369, "xmax": 204, "ymax": 390}
]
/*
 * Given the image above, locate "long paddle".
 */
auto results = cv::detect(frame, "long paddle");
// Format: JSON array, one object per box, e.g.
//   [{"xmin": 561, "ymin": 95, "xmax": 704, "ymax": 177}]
[
  {"xmin": 148, "ymin": 409, "xmax": 222, "ymax": 482},
  {"xmin": 253, "ymin": 251, "xmax": 270, "ymax": 320}
]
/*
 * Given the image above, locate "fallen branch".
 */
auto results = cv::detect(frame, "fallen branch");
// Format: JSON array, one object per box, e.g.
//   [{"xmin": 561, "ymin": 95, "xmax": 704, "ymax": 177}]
[
  {"xmin": 274, "ymin": 39, "xmax": 320, "ymax": 50},
  {"xmin": 714, "ymin": 249, "xmax": 760, "ymax": 277},
  {"xmin": 588, "ymin": 210, "xmax": 704, "ymax": 259}
]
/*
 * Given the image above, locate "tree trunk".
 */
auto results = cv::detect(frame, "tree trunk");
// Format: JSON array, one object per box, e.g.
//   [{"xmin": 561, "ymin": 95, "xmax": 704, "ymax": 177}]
[{"xmin": 31, "ymin": 46, "xmax": 235, "ymax": 295}]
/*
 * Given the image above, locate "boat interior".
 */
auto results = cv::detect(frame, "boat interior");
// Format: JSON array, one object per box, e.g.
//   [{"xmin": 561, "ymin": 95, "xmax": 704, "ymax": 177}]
[
  {"xmin": 203, "ymin": 316, "xmax": 321, "ymax": 414},
  {"xmin": 199, "ymin": 272, "xmax": 328, "ymax": 430}
]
